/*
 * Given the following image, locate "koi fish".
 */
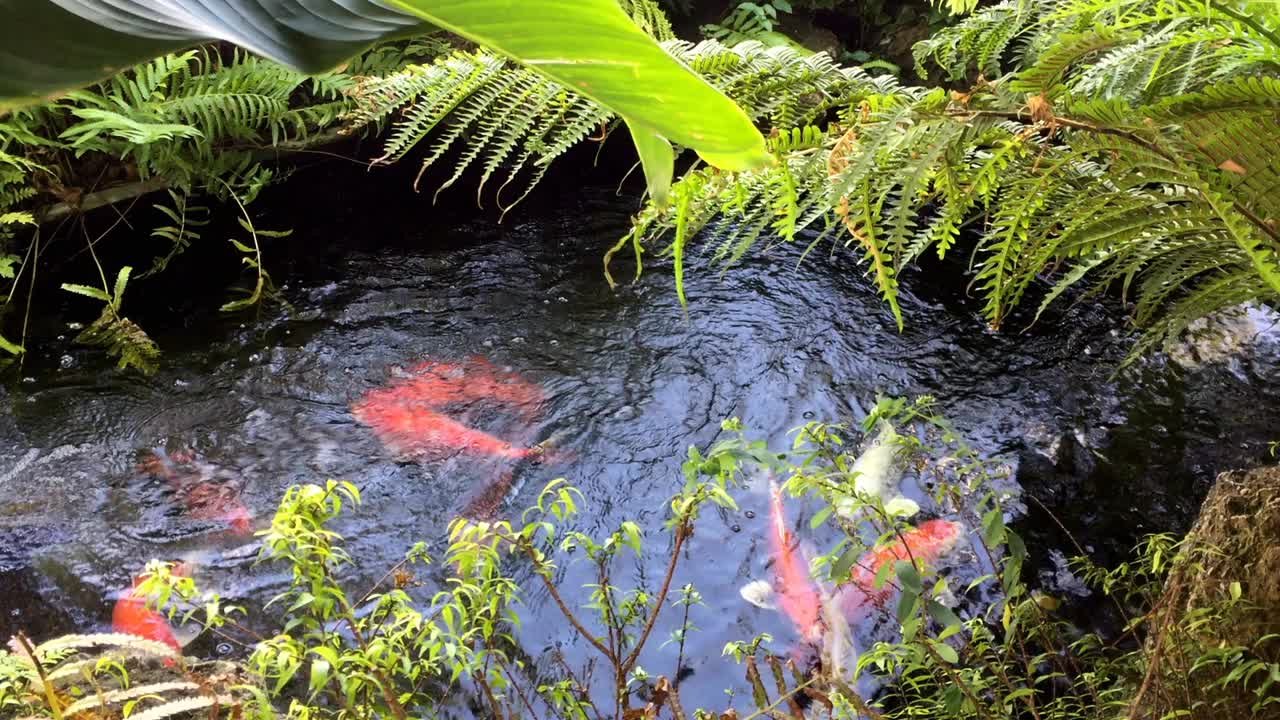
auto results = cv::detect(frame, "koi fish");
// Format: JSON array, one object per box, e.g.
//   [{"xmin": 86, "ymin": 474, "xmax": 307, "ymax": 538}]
[
  {"xmin": 137, "ymin": 448, "xmax": 254, "ymax": 534},
  {"xmin": 743, "ymin": 501, "xmax": 963, "ymax": 629},
  {"xmin": 351, "ymin": 402, "xmax": 541, "ymax": 461},
  {"xmin": 833, "ymin": 518, "xmax": 964, "ymax": 618},
  {"xmin": 835, "ymin": 422, "xmax": 919, "ymax": 520},
  {"xmin": 405, "ymin": 357, "xmax": 544, "ymax": 417},
  {"xmin": 354, "ymin": 356, "xmax": 547, "ymax": 462},
  {"xmin": 178, "ymin": 482, "xmax": 253, "ymax": 533},
  {"xmin": 766, "ymin": 479, "xmax": 825, "ymax": 644},
  {"xmin": 111, "ymin": 564, "xmax": 193, "ymax": 653}
]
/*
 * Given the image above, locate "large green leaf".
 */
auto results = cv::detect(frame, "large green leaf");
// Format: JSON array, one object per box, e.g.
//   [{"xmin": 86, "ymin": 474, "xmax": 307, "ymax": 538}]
[{"xmin": 0, "ymin": 0, "xmax": 771, "ymax": 194}]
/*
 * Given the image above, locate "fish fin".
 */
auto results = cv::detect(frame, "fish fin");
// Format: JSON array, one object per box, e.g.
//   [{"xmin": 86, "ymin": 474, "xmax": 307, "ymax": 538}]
[{"xmin": 740, "ymin": 580, "xmax": 778, "ymax": 610}]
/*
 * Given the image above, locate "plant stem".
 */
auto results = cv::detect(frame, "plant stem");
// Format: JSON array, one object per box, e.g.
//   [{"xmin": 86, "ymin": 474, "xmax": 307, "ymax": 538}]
[
  {"xmin": 329, "ymin": 572, "xmax": 409, "ymax": 720},
  {"xmin": 621, "ymin": 523, "xmax": 690, "ymax": 673},
  {"xmin": 16, "ymin": 633, "xmax": 63, "ymax": 720},
  {"xmin": 1208, "ymin": 0, "xmax": 1280, "ymax": 48},
  {"xmin": 518, "ymin": 538, "xmax": 614, "ymax": 661},
  {"xmin": 674, "ymin": 587, "xmax": 692, "ymax": 682}
]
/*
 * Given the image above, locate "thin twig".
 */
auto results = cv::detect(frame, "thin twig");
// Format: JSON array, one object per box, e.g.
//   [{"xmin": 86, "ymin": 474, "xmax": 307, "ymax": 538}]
[
  {"xmin": 496, "ymin": 654, "xmax": 542, "ymax": 720},
  {"xmin": 519, "ymin": 535, "xmax": 614, "ymax": 661},
  {"xmin": 622, "ymin": 524, "xmax": 690, "ymax": 673},
  {"xmin": 664, "ymin": 677, "xmax": 689, "ymax": 720}
]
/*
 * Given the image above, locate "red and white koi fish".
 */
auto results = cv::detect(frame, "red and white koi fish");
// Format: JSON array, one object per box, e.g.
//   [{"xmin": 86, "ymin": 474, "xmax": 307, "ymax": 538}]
[
  {"xmin": 137, "ymin": 448, "xmax": 254, "ymax": 534},
  {"xmin": 111, "ymin": 564, "xmax": 193, "ymax": 653},
  {"xmin": 742, "ymin": 490, "xmax": 964, "ymax": 660},
  {"xmin": 833, "ymin": 518, "xmax": 964, "ymax": 619},
  {"xmin": 766, "ymin": 479, "xmax": 826, "ymax": 644}
]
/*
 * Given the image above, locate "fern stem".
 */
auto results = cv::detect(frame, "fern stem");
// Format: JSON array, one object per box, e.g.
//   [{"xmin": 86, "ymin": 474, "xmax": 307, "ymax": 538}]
[
  {"xmin": 1207, "ymin": 0, "xmax": 1280, "ymax": 50},
  {"xmin": 16, "ymin": 632, "xmax": 64, "ymax": 720}
]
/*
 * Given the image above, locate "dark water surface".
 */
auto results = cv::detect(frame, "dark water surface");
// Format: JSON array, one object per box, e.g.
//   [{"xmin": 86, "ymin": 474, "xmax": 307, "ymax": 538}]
[{"xmin": 2, "ymin": 168, "xmax": 1278, "ymax": 713}]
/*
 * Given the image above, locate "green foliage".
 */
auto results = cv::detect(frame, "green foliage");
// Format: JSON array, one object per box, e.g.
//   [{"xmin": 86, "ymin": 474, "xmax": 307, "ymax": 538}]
[
  {"xmin": 688, "ymin": 398, "xmax": 1280, "ymax": 720},
  {"xmin": 702, "ymin": 1, "xmax": 796, "ymax": 46},
  {"xmin": 0, "ymin": 0, "xmax": 775, "ymax": 203},
  {"xmin": 115, "ymin": 467, "xmax": 736, "ymax": 719},
  {"xmin": 9, "ymin": 400, "xmax": 1275, "ymax": 718},
  {"xmin": 0, "ymin": 39, "xmax": 439, "ymax": 371},
  {"xmin": 0, "ymin": 631, "xmax": 208, "ymax": 720},
  {"xmin": 620, "ymin": 0, "xmax": 1280, "ymax": 358},
  {"xmin": 61, "ymin": 265, "xmax": 161, "ymax": 373},
  {"xmin": 350, "ymin": 37, "xmax": 873, "ymax": 220},
  {"xmin": 44, "ymin": 48, "xmax": 360, "ymax": 200}
]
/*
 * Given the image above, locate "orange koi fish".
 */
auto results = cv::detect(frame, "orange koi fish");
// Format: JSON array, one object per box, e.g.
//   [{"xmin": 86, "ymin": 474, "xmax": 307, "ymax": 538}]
[
  {"xmin": 354, "ymin": 356, "xmax": 546, "ymax": 462},
  {"xmin": 137, "ymin": 448, "xmax": 253, "ymax": 534},
  {"xmin": 405, "ymin": 357, "xmax": 544, "ymax": 418},
  {"xmin": 351, "ymin": 402, "xmax": 541, "ymax": 461},
  {"xmin": 834, "ymin": 518, "xmax": 963, "ymax": 618},
  {"xmin": 179, "ymin": 482, "xmax": 253, "ymax": 533},
  {"xmin": 111, "ymin": 564, "xmax": 192, "ymax": 652},
  {"xmin": 767, "ymin": 480, "xmax": 825, "ymax": 644}
]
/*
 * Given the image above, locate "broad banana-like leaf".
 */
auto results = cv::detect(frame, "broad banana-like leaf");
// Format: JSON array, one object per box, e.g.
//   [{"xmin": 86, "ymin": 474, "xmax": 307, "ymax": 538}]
[{"xmin": 0, "ymin": 0, "xmax": 771, "ymax": 197}]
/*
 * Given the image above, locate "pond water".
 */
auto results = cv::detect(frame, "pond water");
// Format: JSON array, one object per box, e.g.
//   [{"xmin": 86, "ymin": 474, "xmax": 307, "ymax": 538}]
[{"xmin": 2, "ymin": 163, "xmax": 1278, "ymax": 713}]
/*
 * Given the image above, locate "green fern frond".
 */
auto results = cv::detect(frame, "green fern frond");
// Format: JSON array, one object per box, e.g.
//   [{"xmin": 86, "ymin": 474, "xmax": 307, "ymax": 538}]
[
  {"xmin": 619, "ymin": 0, "xmax": 676, "ymax": 41},
  {"xmin": 30, "ymin": 634, "xmax": 177, "ymax": 660},
  {"xmin": 62, "ymin": 682, "xmax": 201, "ymax": 717},
  {"xmin": 913, "ymin": 0, "xmax": 1039, "ymax": 80},
  {"xmin": 1012, "ymin": 27, "xmax": 1138, "ymax": 96},
  {"xmin": 613, "ymin": 0, "xmax": 1279, "ymax": 360},
  {"xmin": 74, "ymin": 308, "xmax": 162, "ymax": 373},
  {"xmin": 129, "ymin": 695, "xmax": 234, "ymax": 720},
  {"xmin": 353, "ymin": 38, "xmax": 861, "ymax": 212}
]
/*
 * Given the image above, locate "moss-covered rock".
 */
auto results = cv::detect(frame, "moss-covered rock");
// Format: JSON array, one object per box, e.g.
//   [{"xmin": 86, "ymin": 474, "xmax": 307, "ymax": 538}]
[{"xmin": 1136, "ymin": 464, "xmax": 1280, "ymax": 719}]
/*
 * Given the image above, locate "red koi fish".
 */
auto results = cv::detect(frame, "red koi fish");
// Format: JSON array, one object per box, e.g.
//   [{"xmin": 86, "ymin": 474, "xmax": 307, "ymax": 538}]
[
  {"xmin": 351, "ymin": 402, "xmax": 541, "ymax": 461},
  {"xmin": 137, "ymin": 448, "xmax": 254, "ymax": 534},
  {"xmin": 404, "ymin": 357, "xmax": 544, "ymax": 418},
  {"xmin": 834, "ymin": 518, "xmax": 963, "ymax": 618},
  {"xmin": 111, "ymin": 564, "xmax": 192, "ymax": 652},
  {"xmin": 354, "ymin": 356, "xmax": 546, "ymax": 462},
  {"xmin": 767, "ymin": 480, "xmax": 825, "ymax": 644},
  {"xmin": 179, "ymin": 483, "xmax": 253, "ymax": 533}
]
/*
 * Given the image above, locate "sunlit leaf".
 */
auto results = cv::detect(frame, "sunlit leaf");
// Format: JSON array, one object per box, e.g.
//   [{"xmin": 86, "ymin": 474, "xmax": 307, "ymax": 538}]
[
  {"xmin": 0, "ymin": 0, "xmax": 770, "ymax": 203},
  {"xmin": 61, "ymin": 283, "xmax": 111, "ymax": 302}
]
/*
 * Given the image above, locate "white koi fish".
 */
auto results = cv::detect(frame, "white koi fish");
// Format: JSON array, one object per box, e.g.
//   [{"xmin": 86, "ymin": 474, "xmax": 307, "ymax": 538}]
[{"xmin": 836, "ymin": 422, "xmax": 920, "ymax": 519}]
